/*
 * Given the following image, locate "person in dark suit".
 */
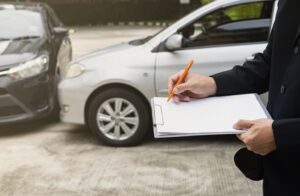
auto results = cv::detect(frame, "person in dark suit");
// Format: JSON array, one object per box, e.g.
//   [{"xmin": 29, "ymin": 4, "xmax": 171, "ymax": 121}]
[{"xmin": 168, "ymin": 0, "xmax": 300, "ymax": 195}]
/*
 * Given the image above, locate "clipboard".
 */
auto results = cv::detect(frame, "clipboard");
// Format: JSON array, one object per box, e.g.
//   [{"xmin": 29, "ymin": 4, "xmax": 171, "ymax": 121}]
[{"xmin": 151, "ymin": 93, "xmax": 271, "ymax": 138}]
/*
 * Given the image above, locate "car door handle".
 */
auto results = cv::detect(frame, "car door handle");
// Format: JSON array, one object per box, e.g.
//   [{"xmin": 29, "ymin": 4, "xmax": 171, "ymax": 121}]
[{"xmin": 158, "ymin": 89, "xmax": 169, "ymax": 94}]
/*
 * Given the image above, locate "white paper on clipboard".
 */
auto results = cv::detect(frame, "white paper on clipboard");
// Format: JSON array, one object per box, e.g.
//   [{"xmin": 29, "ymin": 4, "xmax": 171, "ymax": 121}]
[{"xmin": 151, "ymin": 94, "xmax": 271, "ymax": 138}]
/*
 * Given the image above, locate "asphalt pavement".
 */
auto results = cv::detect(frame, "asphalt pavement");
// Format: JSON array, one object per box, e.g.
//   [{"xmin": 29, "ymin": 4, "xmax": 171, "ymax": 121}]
[{"xmin": 0, "ymin": 26, "xmax": 262, "ymax": 196}]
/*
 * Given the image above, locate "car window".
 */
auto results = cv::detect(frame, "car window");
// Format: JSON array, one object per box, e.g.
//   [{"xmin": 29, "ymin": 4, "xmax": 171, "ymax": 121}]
[
  {"xmin": 0, "ymin": 10, "xmax": 45, "ymax": 39},
  {"xmin": 180, "ymin": 1, "xmax": 274, "ymax": 48}
]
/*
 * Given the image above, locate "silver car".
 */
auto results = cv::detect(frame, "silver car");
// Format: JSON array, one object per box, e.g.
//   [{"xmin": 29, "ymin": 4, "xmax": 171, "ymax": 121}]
[{"xmin": 59, "ymin": 0, "xmax": 277, "ymax": 146}]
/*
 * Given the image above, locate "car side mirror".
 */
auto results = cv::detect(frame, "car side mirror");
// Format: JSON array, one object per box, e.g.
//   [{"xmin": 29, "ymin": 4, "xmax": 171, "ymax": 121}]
[
  {"xmin": 165, "ymin": 34, "xmax": 183, "ymax": 51},
  {"xmin": 53, "ymin": 27, "xmax": 69, "ymax": 36}
]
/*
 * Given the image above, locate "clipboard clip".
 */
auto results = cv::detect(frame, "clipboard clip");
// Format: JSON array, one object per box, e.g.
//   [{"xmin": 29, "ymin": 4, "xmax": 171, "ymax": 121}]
[{"xmin": 153, "ymin": 104, "xmax": 164, "ymax": 126}]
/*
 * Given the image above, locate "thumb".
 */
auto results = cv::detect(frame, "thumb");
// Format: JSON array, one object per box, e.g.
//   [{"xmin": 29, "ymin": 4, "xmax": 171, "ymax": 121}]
[
  {"xmin": 233, "ymin": 119, "xmax": 254, "ymax": 130},
  {"xmin": 173, "ymin": 83, "xmax": 190, "ymax": 94}
]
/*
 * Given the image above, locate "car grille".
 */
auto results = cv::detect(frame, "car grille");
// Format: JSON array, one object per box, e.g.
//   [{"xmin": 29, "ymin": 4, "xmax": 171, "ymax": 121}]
[{"xmin": 0, "ymin": 106, "xmax": 25, "ymax": 117}]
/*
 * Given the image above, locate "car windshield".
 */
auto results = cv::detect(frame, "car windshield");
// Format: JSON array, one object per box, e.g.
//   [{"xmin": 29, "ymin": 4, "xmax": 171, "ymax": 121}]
[
  {"xmin": 0, "ymin": 9, "xmax": 45, "ymax": 39},
  {"xmin": 129, "ymin": 26, "xmax": 168, "ymax": 46}
]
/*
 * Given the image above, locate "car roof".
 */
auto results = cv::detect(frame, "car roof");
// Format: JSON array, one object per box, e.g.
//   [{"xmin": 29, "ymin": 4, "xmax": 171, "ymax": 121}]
[{"xmin": 0, "ymin": 2, "xmax": 49, "ymax": 12}]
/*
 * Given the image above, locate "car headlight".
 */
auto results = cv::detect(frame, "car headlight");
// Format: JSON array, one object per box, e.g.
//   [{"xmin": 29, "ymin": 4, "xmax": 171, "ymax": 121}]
[
  {"xmin": 9, "ymin": 54, "xmax": 49, "ymax": 80},
  {"xmin": 64, "ymin": 63, "xmax": 85, "ymax": 79}
]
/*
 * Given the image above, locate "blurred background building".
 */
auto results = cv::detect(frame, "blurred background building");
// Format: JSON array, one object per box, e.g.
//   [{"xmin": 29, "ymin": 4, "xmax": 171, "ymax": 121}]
[{"xmin": 1, "ymin": 0, "xmax": 213, "ymax": 25}]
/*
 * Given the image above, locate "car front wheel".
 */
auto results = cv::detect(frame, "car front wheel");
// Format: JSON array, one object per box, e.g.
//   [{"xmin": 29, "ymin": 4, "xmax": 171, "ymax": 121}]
[{"xmin": 87, "ymin": 87, "xmax": 151, "ymax": 146}]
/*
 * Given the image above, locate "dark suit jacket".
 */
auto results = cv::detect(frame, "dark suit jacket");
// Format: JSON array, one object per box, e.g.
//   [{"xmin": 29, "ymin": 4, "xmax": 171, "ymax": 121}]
[{"xmin": 211, "ymin": 1, "xmax": 300, "ymax": 195}]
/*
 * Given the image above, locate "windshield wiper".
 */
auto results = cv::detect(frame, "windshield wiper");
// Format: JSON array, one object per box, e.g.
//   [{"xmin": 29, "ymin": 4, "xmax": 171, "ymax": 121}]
[
  {"xmin": 0, "ymin": 36, "xmax": 41, "ymax": 41},
  {"xmin": 129, "ymin": 36, "xmax": 153, "ymax": 46},
  {"xmin": 0, "ymin": 38, "xmax": 10, "ymax": 41},
  {"xmin": 12, "ymin": 36, "xmax": 41, "ymax": 41}
]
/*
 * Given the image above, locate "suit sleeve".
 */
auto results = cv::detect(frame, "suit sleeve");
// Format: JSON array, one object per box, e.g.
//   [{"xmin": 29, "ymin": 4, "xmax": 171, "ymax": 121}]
[
  {"xmin": 211, "ymin": 30, "xmax": 273, "ymax": 96},
  {"xmin": 272, "ymin": 119, "xmax": 300, "ymax": 149}
]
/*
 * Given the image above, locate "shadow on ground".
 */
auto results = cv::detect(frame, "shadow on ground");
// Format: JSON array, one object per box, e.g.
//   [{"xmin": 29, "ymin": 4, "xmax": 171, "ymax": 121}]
[
  {"xmin": 0, "ymin": 118, "xmax": 57, "ymax": 137},
  {"xmin": 0, "ymin": 116, "xmax": 241, "ymax": 148}
]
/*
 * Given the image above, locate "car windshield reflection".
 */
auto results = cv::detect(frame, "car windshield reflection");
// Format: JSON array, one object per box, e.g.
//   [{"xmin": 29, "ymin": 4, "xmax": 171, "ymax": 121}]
[{"xmin": 0, "ymin": 10, "xmax": 45, "ymax": 39}]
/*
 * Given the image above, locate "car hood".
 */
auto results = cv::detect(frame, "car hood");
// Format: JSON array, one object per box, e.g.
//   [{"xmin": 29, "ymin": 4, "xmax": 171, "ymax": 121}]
[
  {"xmin": 74, "ymin": 43, "xmax": 137, "ymax": 64},
  {"xmin": 0, "ymin": 38, "xmax": 46, "ymax": 69}
]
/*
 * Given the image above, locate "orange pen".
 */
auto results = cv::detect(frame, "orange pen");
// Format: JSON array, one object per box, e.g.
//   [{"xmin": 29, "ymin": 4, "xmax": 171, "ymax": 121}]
[{"xmin": 167, "ymin": 60, "xmax": 194, "ymax": 102}]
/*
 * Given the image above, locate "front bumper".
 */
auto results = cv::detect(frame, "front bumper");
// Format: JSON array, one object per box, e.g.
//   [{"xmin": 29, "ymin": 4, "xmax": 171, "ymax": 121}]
[
  {"xmin": 0, "ymin": 72, "xmax": 54, "ymax": 123},
  {"xmin": 58, "ymin": 78, "xmax": 93, "ymax": 125}
]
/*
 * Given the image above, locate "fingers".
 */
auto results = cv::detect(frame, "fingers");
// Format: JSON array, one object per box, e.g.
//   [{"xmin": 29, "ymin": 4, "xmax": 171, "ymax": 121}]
[
  {"xmin": 168, "ymin": 71, "xmax": 192, "ymax": 103},
  {"xmin": 236, "ymin": 119, "xmax": 275, "ymax": 156},
  {"xmin": 168, "ymin": 71, "xmax": 183, "ymax": 94},
  {"xmin": 173, "ymin": 94, "xmax": 191, "ymax": 103},
  {"xmin": 233, "ymin": 119, "xmax": 254, "ymax": 130},
  {"xmin": 237, "ymin": 133, "xmax": 253, "ymax": 151},
  {"xmin": 237, "ymin": 130, "xmax": 263, "ymax": 154},
  {"xmin": 236, "ymin": 134, "xmax": 243, "ymax": 141},
  {"xmin": 173, "ymin": 83, "xmax": 190, "ymax": 94}
]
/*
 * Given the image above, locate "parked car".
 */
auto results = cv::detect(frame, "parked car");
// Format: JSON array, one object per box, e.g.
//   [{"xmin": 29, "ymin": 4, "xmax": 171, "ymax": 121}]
[
  {"xmin": 59, "ymin": 0, "xmax": 277, "ymax": 146},
  {"xmin": 0, "ymin": 3, "xmax": 72, "ymax": 123}
]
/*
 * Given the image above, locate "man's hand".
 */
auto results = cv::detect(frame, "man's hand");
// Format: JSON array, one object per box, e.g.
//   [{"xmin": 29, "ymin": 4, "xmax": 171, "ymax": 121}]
[
  {"xmin": 234, "ymin": 119, "xmax": 277, "ymax": 156},
  {"xmin": 168, "ymin": 71, "xmax": 217, "ymax": 102}
]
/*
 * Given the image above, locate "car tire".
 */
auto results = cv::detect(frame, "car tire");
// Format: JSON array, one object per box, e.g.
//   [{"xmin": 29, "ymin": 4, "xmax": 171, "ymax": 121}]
[{"xmin": 87, "ymin": 87, "xmax": 151, "ymax": 146}]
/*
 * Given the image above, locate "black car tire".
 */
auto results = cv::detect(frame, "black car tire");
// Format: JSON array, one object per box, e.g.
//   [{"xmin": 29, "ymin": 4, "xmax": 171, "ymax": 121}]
[{"xmin": 87, "ymin": 87, "xmax": 151, "ymax": 146}]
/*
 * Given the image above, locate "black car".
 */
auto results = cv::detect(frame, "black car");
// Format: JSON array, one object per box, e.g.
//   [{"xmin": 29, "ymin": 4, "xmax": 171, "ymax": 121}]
[{"xmin": 0, "ymin": 3, "xmax": 72, "ymax": 123}]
